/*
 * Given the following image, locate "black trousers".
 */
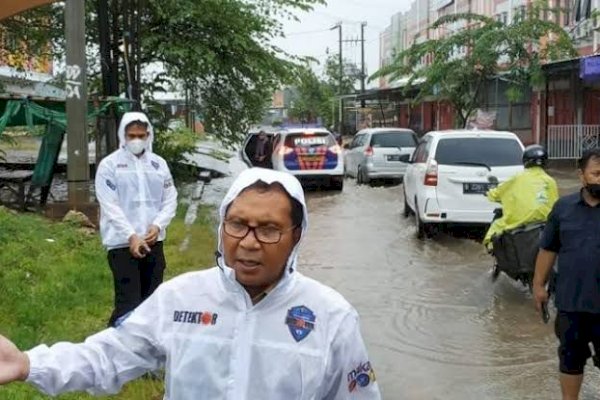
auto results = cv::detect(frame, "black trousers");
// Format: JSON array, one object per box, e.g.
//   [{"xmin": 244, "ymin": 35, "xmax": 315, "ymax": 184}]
[{"xmin": 107, "ymin": 241, "xmax": 166, "ymax": 327}]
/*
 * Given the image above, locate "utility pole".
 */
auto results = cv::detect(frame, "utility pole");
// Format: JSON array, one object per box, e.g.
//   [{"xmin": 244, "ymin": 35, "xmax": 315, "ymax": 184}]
[
  {"xmin": 360, "ymin": 21, "xmax": 367, "ymax": 108},
  {"xmin": 330, "ymin": 22, "xmax": 344, "ymax": 134},
  {"xmin": 65, "ymin": 0, "xmax": 89, "ymax": 207}
]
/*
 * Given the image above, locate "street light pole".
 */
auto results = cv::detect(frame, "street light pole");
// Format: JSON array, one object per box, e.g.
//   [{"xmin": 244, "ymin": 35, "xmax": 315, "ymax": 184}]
[{"xmin": 65, "ymin": 0, "xmax": 89, "ymax": 207}]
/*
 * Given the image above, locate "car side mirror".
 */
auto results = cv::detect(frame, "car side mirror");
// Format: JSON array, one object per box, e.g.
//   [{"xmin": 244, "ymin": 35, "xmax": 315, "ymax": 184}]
[{"xmin": 399, "ymin": 154, "xmax": 411, "ymax": 163}]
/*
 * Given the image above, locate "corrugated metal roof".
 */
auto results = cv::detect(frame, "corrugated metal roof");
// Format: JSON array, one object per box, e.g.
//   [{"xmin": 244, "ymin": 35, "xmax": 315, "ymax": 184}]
[{"xmin": 0, "ymin": 0, "xmax": 59, "ymax": 21}]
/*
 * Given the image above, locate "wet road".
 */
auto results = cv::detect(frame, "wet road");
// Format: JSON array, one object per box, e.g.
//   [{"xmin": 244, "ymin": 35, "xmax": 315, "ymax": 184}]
[{"xmin": 299, "ymin": 180, "xmax": 600, "ymax": 400}]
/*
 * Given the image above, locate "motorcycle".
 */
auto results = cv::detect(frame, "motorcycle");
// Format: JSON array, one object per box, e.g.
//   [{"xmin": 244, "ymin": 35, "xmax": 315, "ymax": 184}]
[
  {"xmin": 486, "ymin": 176, "xmax": 549, "ymax": 291},
  {"xmin": 486, "ymin": 177, "xmax": 555, "ymax": 323},
  {"xmin": 489, "ymin": 213, "xmax": 546, "ymax": 289}
]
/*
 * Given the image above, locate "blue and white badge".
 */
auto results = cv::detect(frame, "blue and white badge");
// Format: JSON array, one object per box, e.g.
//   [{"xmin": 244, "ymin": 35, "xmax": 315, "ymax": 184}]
[{"xmin": 285, "ymin": 305, "xmax": 316, "ymax": 342}]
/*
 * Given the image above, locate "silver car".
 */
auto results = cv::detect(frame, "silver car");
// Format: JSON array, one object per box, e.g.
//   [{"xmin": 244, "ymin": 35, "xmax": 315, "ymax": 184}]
[{"xmin": 344, "ymin": 128, "xmax": 418, "ymax": 184}]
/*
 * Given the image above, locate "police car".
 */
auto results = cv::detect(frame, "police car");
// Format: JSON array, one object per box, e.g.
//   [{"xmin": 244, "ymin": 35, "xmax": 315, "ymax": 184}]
[
  {"xmin": 241, "ymin": 127, "xmax": 344, "ymax": 191},
  {"xmin": 272, "ymin": 128, "xmax": 344, "ymax": 191}
]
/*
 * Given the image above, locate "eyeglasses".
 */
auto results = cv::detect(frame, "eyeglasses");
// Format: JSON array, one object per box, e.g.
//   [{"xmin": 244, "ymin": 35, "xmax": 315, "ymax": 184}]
[{"xmin": 223, "ymin": 220, "xmax": 296, "ymax": 244}]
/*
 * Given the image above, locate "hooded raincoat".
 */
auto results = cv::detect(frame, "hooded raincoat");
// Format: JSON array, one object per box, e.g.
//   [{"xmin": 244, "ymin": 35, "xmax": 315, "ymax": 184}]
[
  {"xmin": 25, "ymin": 168, "xmax": 382, "ymax": 400},
  {"xmin": 483, "ymin": 166, "xmax": 559, "ymax": 248},
  {"xmin": 94, "ymin": 112, "xmax": 177, "ymax": 249}
]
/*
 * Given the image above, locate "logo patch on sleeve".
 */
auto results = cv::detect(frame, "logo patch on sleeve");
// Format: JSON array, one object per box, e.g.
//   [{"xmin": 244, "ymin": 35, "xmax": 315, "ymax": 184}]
[
  {"xmin": 285, "ymin": 305, "xmax": 316, "ymax": 342},
  {"xmin": 348, "ymin": 361, "xmax": 376, "ymax": 392},
  {"xmin": 105, "ymin": 179, "xmax": 117, "ymax": 191}
]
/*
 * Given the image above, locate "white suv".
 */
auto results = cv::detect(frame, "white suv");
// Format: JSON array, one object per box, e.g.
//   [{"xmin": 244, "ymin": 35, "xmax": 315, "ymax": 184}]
[{"xmin": 403, "ymin": 130, "xmax": 524, "ymax": 239}]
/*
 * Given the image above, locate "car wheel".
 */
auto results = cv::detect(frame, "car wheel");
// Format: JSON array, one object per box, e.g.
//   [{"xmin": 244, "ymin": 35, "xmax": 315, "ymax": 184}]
[
  {"xmin": 414, "ymin": 200, "xmax": 435, "ymax": 240},
  {"xmin": 357, "ymin": 167, "xmax": 370, "ymax": 186},
  {"xmin": 402, "ymin": 189, "xmax": 412, "ymax": 218},
  {"xmin": 331, "ymin": 178, "xmax": 344, "ymax": 191}
]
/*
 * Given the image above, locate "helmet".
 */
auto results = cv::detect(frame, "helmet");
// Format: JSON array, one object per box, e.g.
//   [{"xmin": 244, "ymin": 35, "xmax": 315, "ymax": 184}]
[{"xmin": 522, "ymin": 144, "xmax": 548, "ymax": 168}]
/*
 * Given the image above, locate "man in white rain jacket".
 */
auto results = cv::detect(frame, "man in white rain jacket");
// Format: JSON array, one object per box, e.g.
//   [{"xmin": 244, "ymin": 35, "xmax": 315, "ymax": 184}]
[
  {"xmin": 0, "ymin": 168, "xmax": 381, "ymax": 400},
  {"xmin": 95, "ymin": 111, "xmax": 177, "ymax": 326}
]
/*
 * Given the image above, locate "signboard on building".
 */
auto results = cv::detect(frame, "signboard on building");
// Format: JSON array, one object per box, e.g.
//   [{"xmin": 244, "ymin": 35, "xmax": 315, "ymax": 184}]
[
  {"xmin": 580, "ymin": 55, "xmax": 600, "ymax": 83},
  {"xmin": 435, "ymin": 0, "xmax": 454, "ymax": 10}
]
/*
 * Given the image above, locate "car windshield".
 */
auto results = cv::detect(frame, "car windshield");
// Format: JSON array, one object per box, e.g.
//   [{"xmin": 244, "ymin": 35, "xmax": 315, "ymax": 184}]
[
  {"xmin": 371, "ymin": 132, "xmax": 417, "ymax": 148},
  {"xmin": 434, "ymin": 137, "xmax": 523, "ymax": 167},
  {"xmin": 285, "ymin": 133, "xmax": 334, "ymax": 148}
]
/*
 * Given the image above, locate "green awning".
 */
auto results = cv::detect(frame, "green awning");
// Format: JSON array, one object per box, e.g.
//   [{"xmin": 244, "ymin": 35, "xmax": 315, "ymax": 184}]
[{"xmin": 0, "ymin": 97, "xmax": 132, "ymax": 136}]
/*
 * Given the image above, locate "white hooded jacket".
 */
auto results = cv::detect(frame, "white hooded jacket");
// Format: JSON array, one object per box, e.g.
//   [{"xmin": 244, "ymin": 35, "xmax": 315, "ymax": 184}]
[
  {"xmin": 94, "ymin": 112, "xmax": 177, "ymax": 249},
  {"xmin": 25, "ymin": 168, "xmax": 382, "ymax": 400}
]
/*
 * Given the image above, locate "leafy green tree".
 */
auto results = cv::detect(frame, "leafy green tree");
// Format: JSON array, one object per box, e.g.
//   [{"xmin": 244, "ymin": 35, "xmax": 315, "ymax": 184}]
[
  {"xmin": 288, "ymin": 55, "xmax": 359, "ymax": 128},
  {"xmin": 288, "ymin": 66, "xmax": 330, "ymax": 125},
  {"xmin": 0, "ymin": 0, "xmax": 325, "ymax": 146},
  {"xmin": 373, "ymin": 0, "xmax": 577, "ymax": 128},
  {"xmin": 324, "ymin": 55, "xmax": 358, "ymax": 96}
]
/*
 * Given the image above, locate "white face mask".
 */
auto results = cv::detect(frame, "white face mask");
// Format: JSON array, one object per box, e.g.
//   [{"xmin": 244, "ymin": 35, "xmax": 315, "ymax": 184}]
[{"xmin": 127, "ymin": 138, "xmax": 146, "ymax": 155}]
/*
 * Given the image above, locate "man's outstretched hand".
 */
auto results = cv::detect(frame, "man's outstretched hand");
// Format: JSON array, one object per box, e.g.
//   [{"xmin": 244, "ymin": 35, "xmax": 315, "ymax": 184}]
[{"xmin": 0, "ymin": 334, "xmax": 29, "ymax": 384}]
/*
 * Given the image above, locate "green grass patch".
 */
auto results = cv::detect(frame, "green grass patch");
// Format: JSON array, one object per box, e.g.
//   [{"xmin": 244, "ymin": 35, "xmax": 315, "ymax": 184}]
[{"xmin": 0, "ymin": 203, "xmax": 216, "ymax": 399}]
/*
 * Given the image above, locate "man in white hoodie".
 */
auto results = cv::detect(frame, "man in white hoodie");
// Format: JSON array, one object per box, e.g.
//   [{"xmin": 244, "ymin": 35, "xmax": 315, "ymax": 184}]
[
  {"xmin": 95, "ymin": 112, "xmax": 177, "ymax": 327},
  {"xmin": 0, "ymin": 167, "xmax": 381, "ymax": 399}
]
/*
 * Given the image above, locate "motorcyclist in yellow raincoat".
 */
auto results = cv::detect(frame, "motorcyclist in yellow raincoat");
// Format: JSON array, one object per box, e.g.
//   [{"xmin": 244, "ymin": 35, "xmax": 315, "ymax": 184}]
[{"xmin": 483, "ymin": 144, "xmax": 559, "ymax": 250}]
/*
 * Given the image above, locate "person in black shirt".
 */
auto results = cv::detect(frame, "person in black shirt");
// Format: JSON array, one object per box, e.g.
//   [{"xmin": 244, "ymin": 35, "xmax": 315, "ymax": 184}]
[
  {"xmin": 534, "ymin": 148, "xmax": 600, "ymax": 400},
  {"xmin": 253, "ymin": 131, "xmax": 273, "ymax": 169}
]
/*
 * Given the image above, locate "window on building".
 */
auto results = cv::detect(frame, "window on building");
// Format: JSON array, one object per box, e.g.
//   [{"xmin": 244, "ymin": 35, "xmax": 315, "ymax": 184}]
[
  {"xmin": 521, "ymin": 5, "xmax": 528, "ymax": 22},
  {"xmin": 564, "ymin": 0, "xmax": 571, "ymax": 25},
  {"xmin": 574, "ymin": 0, "xmax": 592, "ymax": 22},
  {"xmin": 553, "ymin": 0, "xmax": 561, "ymax": 24},
  {"xmin": 513, "ymin": 5, "xmax": 527, "ymax": 22}
]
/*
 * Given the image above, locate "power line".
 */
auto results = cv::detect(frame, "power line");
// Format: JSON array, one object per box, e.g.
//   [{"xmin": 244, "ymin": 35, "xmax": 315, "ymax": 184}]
[
  {"xmin": 285, "ymin": 28, "xmax": 331, "ymax": 37},
  {"xmin": 312, "ymin": 10, "xmax": 364, "ymax": 24}
]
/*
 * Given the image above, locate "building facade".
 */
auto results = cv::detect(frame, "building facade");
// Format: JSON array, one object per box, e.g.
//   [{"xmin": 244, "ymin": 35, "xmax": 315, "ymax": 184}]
[{"xmin": 375, "ymin": 0, "xmax": 600, "ymax": 149}]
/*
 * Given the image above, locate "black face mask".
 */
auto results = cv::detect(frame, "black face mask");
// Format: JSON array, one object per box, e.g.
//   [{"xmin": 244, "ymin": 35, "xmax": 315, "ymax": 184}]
[{"xmin": 586, "ymin": 184, "xmax": 600, "ymax": 199}]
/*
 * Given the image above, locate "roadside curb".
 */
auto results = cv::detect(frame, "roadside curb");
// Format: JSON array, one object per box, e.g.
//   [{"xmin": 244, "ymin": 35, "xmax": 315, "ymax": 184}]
[{"xmin": 180, "ymin": 173, "xmax": 213, "ymax": 252}]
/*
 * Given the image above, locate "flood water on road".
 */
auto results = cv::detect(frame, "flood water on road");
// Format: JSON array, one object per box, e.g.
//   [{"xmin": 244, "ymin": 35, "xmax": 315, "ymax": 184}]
[{"xmin": 299, "ymin": 180, "xmax": 600, "ymax": 400}]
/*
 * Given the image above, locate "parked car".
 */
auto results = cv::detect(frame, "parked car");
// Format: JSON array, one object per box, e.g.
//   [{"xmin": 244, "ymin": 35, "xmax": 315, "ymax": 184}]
[
  {"xmin": 240, "ymin": 127, "xmax": 278, "ymax": 169},
  {"xmin": 344, "ymin": 128, "xmax": 418, "ymax": 185},
  {"xmin": 402, "ymin": 130, "xmax": 525, "ymax": 239},
  {"xmin": 242, "ymin": 128, "xmax": 344, "ymax": 191}
]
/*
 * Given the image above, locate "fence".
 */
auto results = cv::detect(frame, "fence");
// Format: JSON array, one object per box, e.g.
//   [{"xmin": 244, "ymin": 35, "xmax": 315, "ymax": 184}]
[{"xmin": 547, "ymin": 125, "xmax": 600, "ymax": 159}]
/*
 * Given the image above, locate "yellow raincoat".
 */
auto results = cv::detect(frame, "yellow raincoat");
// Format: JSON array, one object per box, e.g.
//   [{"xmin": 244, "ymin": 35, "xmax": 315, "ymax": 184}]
[{"xmin": 483, "ymin": 166, "xmax": 559, "ymax": 249}]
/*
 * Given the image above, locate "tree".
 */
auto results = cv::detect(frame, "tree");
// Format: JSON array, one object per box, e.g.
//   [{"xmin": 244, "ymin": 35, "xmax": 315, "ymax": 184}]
[
  {"xmin": 287, "ymin": 55, "xmax": 359, "ymax": 128},
  {"xmin": 0, "ymin": 0, "xmax": 325, "ymax": 146},
  {"xmin": 287, "ymin": 66, "xmax": 331, "ymax": 125},
  {"xmin": 372, "ymin": 0, "xmax": 577, "ymax": 128},
  {"xmin": 324, "ymin": 55, "xmax": 358, "ymax": 95}
]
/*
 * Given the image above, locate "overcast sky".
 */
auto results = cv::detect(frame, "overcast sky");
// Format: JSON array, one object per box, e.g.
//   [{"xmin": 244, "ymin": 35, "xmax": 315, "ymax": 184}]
[{"xmin": 273, "ymin": 0, "xmax": 413, "ymax": 88}]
